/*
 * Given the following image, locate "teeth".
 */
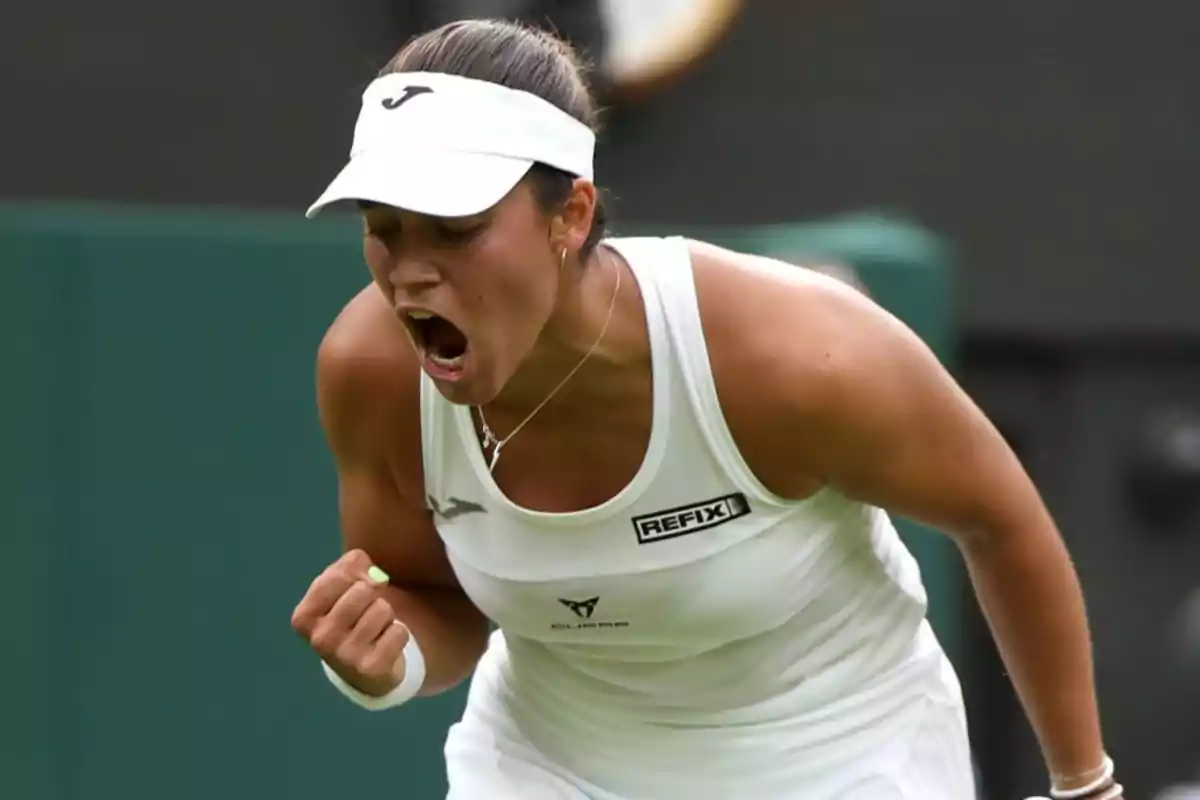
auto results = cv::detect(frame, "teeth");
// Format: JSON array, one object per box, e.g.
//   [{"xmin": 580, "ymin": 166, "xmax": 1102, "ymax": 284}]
[
  {"xmin": 408, "ymin": 310, "xmax": 434, "ymax": 320},
  {"xmin": 429, "ymin": 353, "xmax": 465, "ymax": 369}
]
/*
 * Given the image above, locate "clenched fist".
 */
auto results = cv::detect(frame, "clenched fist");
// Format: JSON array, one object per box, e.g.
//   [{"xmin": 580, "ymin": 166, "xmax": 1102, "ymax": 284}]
[{"xmin": 291, "ymin": 549, "xmax": 411, "ymax": 698}]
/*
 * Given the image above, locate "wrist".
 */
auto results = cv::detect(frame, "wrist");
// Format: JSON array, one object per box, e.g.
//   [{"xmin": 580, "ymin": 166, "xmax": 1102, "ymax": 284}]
[
  {"xmin": 1040, "ymin": 754, "xmax": 1120, "ymax": 800},
  {"xmin": 1052, "ymin": 753, "xmax": 1111, "ymax": 791},
  {"xmin": 325, "ymin": 663, "xmax": 399, "ymax": 698},
  {"xmin": 322, "ymin": 631, "xmax": 427, "ymax": 711}
]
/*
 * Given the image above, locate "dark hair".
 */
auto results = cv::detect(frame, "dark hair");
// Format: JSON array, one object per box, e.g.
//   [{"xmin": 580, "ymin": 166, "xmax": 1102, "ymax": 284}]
[{"xmin": 381, "ymin": 19, "xmax": 608, "ymax": 261}]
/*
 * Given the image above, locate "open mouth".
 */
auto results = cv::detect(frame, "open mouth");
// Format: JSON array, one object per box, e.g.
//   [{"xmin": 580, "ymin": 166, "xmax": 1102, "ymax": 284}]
[{"xmin": 406, "ymin": 311, "xmax": 469, "ymax": 375}]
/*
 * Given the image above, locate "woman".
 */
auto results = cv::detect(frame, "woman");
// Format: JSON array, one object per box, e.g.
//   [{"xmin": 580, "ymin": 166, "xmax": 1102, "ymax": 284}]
[{"xmin": 290, "ymin": 18, "xmax": 1121, "ymax": 800}]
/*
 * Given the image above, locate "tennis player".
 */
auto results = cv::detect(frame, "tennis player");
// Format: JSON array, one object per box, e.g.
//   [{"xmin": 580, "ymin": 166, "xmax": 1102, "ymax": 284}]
[{"xmin": 291, "ymin": 18, "xmax": 1121, "ymax": 800}]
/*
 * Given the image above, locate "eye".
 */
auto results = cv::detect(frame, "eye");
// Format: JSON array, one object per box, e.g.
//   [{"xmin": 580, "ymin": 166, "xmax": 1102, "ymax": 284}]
[
  {"xmin": 436, "ymin": 218, "xmax": 486, "ymax": 244},
  {"xmin": 364, "ymin": 219, "xmax": 401, "ymax": 241}
]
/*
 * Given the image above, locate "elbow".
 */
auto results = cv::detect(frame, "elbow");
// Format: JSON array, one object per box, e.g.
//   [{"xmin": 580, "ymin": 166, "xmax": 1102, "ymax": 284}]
[{"xmin": 952, "ymin": 502, "xmax": 1065, "ymax": 565}]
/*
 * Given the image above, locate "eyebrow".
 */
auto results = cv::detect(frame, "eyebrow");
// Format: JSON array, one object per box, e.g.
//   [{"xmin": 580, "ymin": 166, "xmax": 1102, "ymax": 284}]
[{"xmin": 357, "ymin": 201, "xmax": 487, "ymax": 227}]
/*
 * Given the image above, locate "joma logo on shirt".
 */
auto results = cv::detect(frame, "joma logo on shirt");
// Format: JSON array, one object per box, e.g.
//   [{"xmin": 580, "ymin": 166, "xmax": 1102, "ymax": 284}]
[
  {"xmin": 631, "ymin": 493, "xmax": 751, "ymax": 544},
  {"xmin": 428, "ymin": 496, "xmax": 485, "ymax": 521}
]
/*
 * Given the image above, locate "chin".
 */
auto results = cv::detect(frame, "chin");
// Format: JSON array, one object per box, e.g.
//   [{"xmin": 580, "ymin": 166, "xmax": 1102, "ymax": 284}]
[{"xmin": 426, "ymin": 365, "xmax": 506, "ymax": 408}]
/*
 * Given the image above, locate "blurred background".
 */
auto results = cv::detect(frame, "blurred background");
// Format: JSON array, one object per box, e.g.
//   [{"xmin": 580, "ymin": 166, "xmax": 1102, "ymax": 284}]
[{"xmin": 2, "ymin": 1, "xmax": 1198, "ymax": 798}]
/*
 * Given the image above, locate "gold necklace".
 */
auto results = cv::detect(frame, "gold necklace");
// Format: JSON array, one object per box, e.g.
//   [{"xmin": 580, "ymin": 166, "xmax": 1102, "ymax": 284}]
[{"xmin": 476, "ymin": 250, "xmax": 622, "ymax": 473}]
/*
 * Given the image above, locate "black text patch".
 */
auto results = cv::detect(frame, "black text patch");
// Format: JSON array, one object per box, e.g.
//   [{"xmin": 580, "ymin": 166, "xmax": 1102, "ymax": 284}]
[{"xmin": 631, "ymin": 493, "xmax": 751, "ymax": 544}]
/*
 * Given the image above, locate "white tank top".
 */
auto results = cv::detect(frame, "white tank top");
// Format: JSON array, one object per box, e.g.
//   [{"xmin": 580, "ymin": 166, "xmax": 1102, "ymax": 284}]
[{"xmin": 420, "ymin": 236, "xmax": 971, "ymax": 798}]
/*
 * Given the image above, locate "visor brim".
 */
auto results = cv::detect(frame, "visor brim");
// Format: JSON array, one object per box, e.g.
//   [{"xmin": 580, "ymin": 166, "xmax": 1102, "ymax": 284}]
[{"xmin": 306, "ymin": 149, "xmax": 535, "ymax": 219}]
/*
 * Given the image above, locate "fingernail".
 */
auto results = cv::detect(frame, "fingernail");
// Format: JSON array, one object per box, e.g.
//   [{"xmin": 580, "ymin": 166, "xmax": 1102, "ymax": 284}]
[{"xmin": 367, "ymin": 566, "xmax": 390, "ymax": 585}]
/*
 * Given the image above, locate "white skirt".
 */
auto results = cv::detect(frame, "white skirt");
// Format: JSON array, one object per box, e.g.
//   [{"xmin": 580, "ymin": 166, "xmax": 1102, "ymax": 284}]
[{"xmin": 443, "ymin": 633, "xmax": 977, "ymax": 800}]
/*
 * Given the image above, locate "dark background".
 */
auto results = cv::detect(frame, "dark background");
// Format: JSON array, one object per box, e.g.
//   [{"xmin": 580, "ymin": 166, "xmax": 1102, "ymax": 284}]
[
  {"xmin": 3, "ymin": 1, "xmax": 1198, "ymax": 797},
  {"xmin": 4, "ymin": 0, "xmax": 1197, "ymax": 338}
]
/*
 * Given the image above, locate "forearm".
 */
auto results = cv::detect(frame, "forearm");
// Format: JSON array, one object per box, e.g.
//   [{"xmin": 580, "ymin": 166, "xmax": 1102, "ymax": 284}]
[
  {"xmin": 346, "ymin": 582, "xmax": 489, "ymax": 698},
  {"xmin": 959, "ymin": 517, "xmax": 1106, "ymax": 785}
]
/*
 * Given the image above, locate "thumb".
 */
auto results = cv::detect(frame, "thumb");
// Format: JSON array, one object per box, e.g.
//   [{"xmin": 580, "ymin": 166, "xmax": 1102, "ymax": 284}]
[{"xmin": 338, "ymin": 547, "xmax": 375, "ymax": 572}]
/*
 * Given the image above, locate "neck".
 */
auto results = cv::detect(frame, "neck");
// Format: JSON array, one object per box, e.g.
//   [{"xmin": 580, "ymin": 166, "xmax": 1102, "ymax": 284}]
[{"xmin": 488, "ymin": 245, "xmax": 644, "ymax": 414}]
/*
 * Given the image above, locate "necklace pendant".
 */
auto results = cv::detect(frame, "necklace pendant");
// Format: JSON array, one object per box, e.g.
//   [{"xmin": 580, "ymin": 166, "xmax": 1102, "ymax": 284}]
[
  {"xmin": 478, "ymin": 414, "xmax": 503, "ymax": 471},
  {"xmin": 479, "ymin": 418, "xmax": 499, "ymax": 451}
]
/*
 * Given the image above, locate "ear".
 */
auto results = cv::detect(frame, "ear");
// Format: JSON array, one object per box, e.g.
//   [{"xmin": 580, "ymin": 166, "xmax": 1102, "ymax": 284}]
[{"xmin": 550, "ymin": 179, "xmax": 598, "ymax": 256}]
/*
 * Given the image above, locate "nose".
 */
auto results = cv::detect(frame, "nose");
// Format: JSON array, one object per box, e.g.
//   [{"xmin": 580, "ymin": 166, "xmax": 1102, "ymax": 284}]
[{"xmin": 387, "ymin": 254, "xmax": 442, "ymax": 300}]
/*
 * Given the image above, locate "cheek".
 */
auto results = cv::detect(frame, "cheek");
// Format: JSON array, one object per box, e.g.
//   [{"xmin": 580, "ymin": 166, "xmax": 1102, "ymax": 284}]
[{"xmin": 486, "ymin": 249, "xmax": 556, "ymax": 316}]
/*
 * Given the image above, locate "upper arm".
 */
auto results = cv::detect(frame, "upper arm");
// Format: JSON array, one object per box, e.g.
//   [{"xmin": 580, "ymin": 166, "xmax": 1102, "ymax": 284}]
[
  {"xmin": 806, "ymin": 293, "xmax": 1051, "ymax": 544},
  {"xmin": 789, "ymin": 287, "xmax": 1049, "ymax": 543},
  {"xmin": 697, "ymin": 244, "xmax": 1051, "ymax": 545},
  {"xmin": 315, "ymin": 293, "xmax": 461, "ymax": 589}
]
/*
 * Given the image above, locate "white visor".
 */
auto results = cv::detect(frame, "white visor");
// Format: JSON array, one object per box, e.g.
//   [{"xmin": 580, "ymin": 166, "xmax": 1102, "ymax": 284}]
[{"xmin": 306, "ymin": 72, "xmax": 596, "ymax": 219}]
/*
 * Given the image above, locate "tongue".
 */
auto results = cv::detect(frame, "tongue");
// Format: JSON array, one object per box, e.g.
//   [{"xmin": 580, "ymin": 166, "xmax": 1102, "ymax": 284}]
[{"xmin": 426, "ymin": 317, "xmax": 467, "ymax": 359}]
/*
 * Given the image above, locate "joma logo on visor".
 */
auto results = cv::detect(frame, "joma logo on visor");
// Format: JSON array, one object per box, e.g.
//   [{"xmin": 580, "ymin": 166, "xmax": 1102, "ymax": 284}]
[
  {"xmin": 381, "ymin": 85, "xmax": 434, "ymax": 110},
  {"xmin": 631, "ymin": 493, "xmax": 751, "ymax": 544}
]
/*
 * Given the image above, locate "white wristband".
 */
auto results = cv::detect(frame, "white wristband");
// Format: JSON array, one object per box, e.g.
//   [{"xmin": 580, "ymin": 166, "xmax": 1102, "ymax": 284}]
[
  {"xmin": 1027, "ymin": 789, "xmax": 1122, "ymax": 800},
  {"xmin": 321, "ymin": 628, "xmax": 426, "ymax": 711},
  {"xmin": 1050, "ymin": 755, "xmax": 1116, "ymax": 800}
]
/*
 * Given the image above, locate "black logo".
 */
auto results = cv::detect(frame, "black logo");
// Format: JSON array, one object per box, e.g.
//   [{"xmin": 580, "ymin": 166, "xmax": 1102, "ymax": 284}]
[
  {"xmin": 631, "ymin": 492, "xmax": 751, "ymax": 544},
  {"xmin": 558, "ymin": 597, "xmax": 599, "ymax": 619},
  {"xmin": 428, "ymin": 496, "xmax": 486, "ymax": 521},
  {"xmin": 381, "ymin": 85, "xmax": 434, "ymax": 110},
  {"xmin": 552, "ymin": 596, "xmax": 628, "ymax": 631}
]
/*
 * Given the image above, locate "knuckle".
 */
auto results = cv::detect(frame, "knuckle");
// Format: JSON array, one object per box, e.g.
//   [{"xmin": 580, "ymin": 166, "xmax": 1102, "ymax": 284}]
[
  {"xmin": 338, "ymin": 575, "xmax": 364, "ymax": 599},
  {"xmin": 305, "ymin": 575, "xmax": 337, "ymax": 604},
  {"xmin": 359, "ymin": 650, "xmax": 397, "ymax": 680},
  {"xmin": 290, "ymin": 608, "xmax": 314, "ymax": 636},
  {"xmin": 335, "ymin": 583, "xmax": 371, "ymax": 618},
  {"xmin": 360, "ymin": 663, "xmax": 391, "ymax": 682},
  {"xmin": 355, "ymin": 601, "xmax": 389, "ymax": 639},
  {"xmin": 308, "ymin": 570, "xmax": 333, "ymax": 594},
  {"xmin": 309, "ymin": 627, "xmax": 342, "ymax": 657},
  {"xmin": 370, "ymin": 597, "xmax": 395, "ymax": 620},
  {"xmin": 334, "ymin": 642, "xmax": 364, "ymax": 671},
  {"xmin": 376, "ymin": 624, "xmax": 408, "ymax": 660},
  {"xmin": 340, "ymin": 549, "xmax": 371, "ymax": 571}
]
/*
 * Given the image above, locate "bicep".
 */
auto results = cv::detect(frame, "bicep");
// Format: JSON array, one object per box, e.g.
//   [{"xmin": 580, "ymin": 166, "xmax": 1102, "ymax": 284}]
[{"xmin": 798, "ymin": 302, "xmax": 1048, "ymax": 544}]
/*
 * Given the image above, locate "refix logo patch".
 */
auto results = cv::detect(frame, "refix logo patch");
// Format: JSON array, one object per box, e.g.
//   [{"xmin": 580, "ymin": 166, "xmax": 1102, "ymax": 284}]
[{"xmin": 631, "ymin": 493, "xmax": 751, "ymax": 544}]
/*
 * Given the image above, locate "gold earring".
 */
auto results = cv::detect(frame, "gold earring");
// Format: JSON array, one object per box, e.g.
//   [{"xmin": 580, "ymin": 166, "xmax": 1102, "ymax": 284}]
[{"xmin": 560, "ymin": 248, "xmax": 568, "ymax": 268}]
